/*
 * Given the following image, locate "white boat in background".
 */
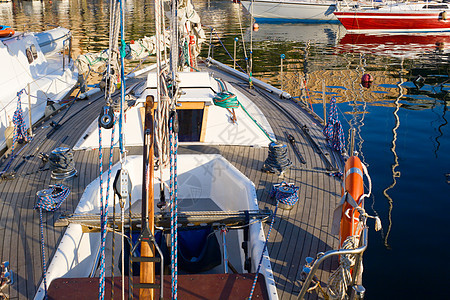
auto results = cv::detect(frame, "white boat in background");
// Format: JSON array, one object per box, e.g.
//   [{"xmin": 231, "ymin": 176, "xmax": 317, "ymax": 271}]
[
  {"xmin": 240, "ymin": 0, "xmax": 339, "ymax": 23},
  {"xmin": 0, "ymin": 27, "xmax": 78, "ymax": 152}
]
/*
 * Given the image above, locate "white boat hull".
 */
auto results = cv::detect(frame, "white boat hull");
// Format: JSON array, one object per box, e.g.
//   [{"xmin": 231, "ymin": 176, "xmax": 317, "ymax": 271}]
[
  {"xmin": 241, "ymin": 0, "xmax": 338, "ymax": 23},
  {"xmin": 35, "ymin": 155, "xmax": 278, "ymax": 299},
  {"xmin": 0, "ymin": 28, "xmax": 78, "ymax": 152}
]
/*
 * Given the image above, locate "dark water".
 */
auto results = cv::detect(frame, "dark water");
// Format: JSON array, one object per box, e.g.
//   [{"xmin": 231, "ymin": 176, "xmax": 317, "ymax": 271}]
[{"xmin": 2, "ymin": 0, "xmax": 449, "ymax": 298}]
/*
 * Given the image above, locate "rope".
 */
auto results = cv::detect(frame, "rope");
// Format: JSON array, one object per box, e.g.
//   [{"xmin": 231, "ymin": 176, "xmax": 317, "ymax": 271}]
[
  {"xmin": 261, "ymin": 142, "xmax": 292, "ymax": 174},
  {"xmin": 36, "ymin": 184, "xmax": 70, "ymax": 299},
  {"xmin": 169, "ymin": 115, "xmax": 178, "ymax": 300},
  {"xmin": 327, "ymin": 236, "xmax": 359, "ymax": 300},
  {"xmin": 213, "ymin": 91, "xmax": 239, "ymax": 108},
  {"xmin": 98, "ymin": 115, "xmax": 116, "ymax": 300},
  {"xmin": 323, "ymin": 97, "xmax": 345, "ymax": 153},
  {"xmin": 211, "ymin": 28, "xmax": 246, "ymax": 74},
  {"xmin": 47, "ymin": 147, "xmax": 77, "ymax": 180},
  {"xmin": 1, "ymin": 89, "xmax": 30, "ymax": 175},
  {"xmin": 249, "ymin": 183, "xmax": 299, "ymax": 299},
  {"xmin": 221, "ymin": 227, "xmax": 229, "ymax": 273},
  {"xmin": 213, "ymin": 78, "xmax": 275, "ymax": 142}
]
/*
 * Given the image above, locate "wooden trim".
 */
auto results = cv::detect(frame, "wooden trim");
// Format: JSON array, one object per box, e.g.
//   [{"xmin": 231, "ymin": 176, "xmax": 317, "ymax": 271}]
[
  {"xmin": 176, "ymin": 101, "xmax": 205, "ymax": 110},
  {"xmin": 200, "ymin": 105, "xmax": 209, "ymax": 142},
  {"xmin": 148, "ymin": 101, "xmax": 205, "ymax": 110},
  {"xmin": 142, "ymin": 102, "xmax": 207, "ymax": 141}
]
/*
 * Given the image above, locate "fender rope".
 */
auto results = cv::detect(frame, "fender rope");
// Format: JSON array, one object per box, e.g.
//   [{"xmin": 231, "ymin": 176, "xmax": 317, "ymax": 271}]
[{"xmin": 36, "ymin": 184, "xmax": 70, "ymax": 299}]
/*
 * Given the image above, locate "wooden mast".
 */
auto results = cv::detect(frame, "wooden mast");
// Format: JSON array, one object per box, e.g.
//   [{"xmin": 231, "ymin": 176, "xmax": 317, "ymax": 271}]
[{"xmin": 140, "ymin": 95, "xmax": 155, "ymax": 299}]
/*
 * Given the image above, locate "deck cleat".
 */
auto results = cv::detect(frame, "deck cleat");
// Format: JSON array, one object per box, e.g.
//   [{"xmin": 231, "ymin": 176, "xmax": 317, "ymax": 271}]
[{"xmin": 352, "ymin": 285, "xmax": 366, "ymax": 299}]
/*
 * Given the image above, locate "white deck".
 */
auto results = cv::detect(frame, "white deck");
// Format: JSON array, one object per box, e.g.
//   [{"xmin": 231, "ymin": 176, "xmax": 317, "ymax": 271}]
[
  {"xmin": 0, "ymin": 30, "xmax": 78, "ymax": 151},
  {"xmin": 74, "ymin": 71, "xmax": 275, "ymax": 150}
]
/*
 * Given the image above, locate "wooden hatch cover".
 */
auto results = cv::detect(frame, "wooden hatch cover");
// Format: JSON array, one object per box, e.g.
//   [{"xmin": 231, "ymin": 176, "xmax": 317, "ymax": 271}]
[{"xmin": 47, "ymin": 274, "xmax": 270, "ymax": 299}]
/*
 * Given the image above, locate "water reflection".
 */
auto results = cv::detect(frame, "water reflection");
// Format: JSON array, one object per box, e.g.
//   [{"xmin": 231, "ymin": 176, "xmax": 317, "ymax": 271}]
[
  {"xmin": 382, "ymin": 73, "xmax": 404, "ymax": 250},
  {"xmin": 338, "ymin": 32, "xmax": 450, "ymax": 60}
]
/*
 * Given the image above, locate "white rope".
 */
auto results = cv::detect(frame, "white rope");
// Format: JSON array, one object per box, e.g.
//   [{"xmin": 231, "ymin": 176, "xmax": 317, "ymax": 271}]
[
  {"xmin": 104, "ymin": 0, "xmax": 121, "ymax": 101},
  {"xmin": 327, "ymin": 235, "xmax": 359, "ymax": 300},
  {"xmin": 359, "ymin": 163, "xmax": 382, "ymax": 231}
]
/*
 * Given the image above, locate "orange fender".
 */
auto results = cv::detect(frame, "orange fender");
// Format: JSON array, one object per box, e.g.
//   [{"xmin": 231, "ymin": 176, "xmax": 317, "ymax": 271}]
[{"xmin": 340, "ymin": 156, "xmax": 364, "ymax": 247}]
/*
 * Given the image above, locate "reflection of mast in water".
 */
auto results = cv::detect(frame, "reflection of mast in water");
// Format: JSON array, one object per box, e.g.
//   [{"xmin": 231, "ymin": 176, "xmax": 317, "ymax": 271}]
[
  {"xmin": 347, "ymin": 53, "xmax": 368, "ymax": 162},
  {"xmin": 382, "ymin": 67, "xmax": 404, "ymax": 249}
]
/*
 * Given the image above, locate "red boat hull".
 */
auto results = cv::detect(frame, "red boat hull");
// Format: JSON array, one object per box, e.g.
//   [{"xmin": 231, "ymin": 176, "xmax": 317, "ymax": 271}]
[{"xmin": 335, "ymin": 11, "xmax": 450, "ymax": 32}]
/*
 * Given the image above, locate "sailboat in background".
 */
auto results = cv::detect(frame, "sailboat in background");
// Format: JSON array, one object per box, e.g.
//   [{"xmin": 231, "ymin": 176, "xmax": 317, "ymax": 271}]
[
  {"xmin": 240, "ymin": 0, "xmax": 340, "ymax": 23},
  {"xmin": 334, "ymin": 1, "xmax": 450, "ymax": 32},
  {"xmin": 0, "ymin": 27, "xmax": 78, "ymax": 153}
]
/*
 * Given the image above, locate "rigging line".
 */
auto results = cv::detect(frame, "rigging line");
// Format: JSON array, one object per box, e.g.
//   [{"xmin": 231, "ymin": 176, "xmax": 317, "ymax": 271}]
[
  {"xmin": 211, "ymin": 29, "xmax": 246, "ymax": 74},
  {"xmin": 119, "ymin": 0, "xmax": 127, "ymax": 157},
  {"xmin": 249, "ymin": 0, "xmax": 254, "ymax": 81},
  {"xmin": 236, "ymin": 2, "xmax": 248, "ymax": 62}
]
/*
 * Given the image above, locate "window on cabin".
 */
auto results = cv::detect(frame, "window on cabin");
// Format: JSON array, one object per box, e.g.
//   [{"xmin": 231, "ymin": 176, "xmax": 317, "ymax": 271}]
[
  {"xmin": 423, "ymin": 5, "xmax": 448, "ymax": 9},
  {"xmin": 178, "ymin": 109, "xmax": 203, "ymax": 142},
  {"xmin": 26, "ymin": 48, "xmax": 33, "ymax": 64},
  {"xmin": 26, "ymin": 44, "xmax": 38, "ymax": 64},
  {"xmin": 30, "ymin": 44, "xmax": 38, "ymax": 59}
]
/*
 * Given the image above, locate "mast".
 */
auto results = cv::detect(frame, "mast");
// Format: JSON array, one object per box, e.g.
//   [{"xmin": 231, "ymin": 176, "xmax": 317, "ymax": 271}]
[{"xmin": 140, "ymin": 95, "xmax": 155, "ymax": 299}]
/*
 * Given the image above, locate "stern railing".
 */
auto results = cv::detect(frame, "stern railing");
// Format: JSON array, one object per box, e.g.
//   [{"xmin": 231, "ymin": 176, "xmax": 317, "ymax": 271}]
[{"xmin": 297, "ymin": 221, "xmax": 368, "ymax": 300}]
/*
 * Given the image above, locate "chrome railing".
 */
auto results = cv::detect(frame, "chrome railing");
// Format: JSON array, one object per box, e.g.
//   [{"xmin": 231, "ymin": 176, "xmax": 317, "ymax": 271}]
[{"xmin": 297, "ymin": 224, "xmax": 368, "ymax": 300}]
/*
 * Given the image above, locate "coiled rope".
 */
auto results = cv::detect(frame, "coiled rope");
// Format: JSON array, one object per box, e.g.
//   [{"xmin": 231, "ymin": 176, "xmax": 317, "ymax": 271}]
[
  {"xmin": 213, "ymin": 91, "xmax": 239, "ymax": 109},
  {"xmin": 248, "ymin": 184, "xmax": 299, "ymax": 299},
  {"xmin": 261, "ymin": 142, "xmax": 292, "ymax": 174},
  {"xmin": 327, "ymin": 235, "xmax": 359, "ymax": 300},
  {"xmin": 36, "ymin": 184, "xmax": 70, "ymax": 299},
  {"xmin": 213, "ymin": 78, "xmax": 275, "ymax": 142}
]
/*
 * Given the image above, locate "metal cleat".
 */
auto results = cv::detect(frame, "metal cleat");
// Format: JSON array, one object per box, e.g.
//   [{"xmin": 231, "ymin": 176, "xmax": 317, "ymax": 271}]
[
  {"xmin": 352, "ymin": 285, "xmax": 365, "ymax": 299},
  {"xmin": 305, "ymin": 256, "xmax": 314, "ymax": 267}
]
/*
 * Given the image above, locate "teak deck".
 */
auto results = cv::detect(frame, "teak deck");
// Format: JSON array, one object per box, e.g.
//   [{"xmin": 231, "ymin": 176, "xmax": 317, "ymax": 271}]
[{"xmin": 0, "ymin": 64, "xmax": 343, "ymax": 300}]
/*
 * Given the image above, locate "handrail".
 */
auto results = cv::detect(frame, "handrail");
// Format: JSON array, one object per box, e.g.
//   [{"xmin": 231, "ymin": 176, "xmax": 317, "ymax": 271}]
[{"xmin": 297, "ymin": 225, "xmax": 368, "ymax": 300}]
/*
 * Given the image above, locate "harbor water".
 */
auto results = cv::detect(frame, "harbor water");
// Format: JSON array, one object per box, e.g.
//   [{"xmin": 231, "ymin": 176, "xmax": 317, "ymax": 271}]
[{"xmin": 1, "ymin": 0, "xmax": 449, "ymax": 298}]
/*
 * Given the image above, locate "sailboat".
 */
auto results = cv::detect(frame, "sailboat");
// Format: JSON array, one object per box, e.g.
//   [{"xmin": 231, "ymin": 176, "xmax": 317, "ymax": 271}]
[
  {"xmin": 35, "ymin": 0, "xmax": 278, "ymax": 299},
  {"xmin": 0, "ymin": 26, "xmax": 79, "ymax": 153},
  {"xmin": 334, "ymin": 1, "xmax": 450, "ymax": 32},
  {"xmin": 240, "ymin": 0, "xmax": 340, "ymax": 23},
  {"xmin": 0, "ymin": 0, "xmax": 378, "ymax": 299}
]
